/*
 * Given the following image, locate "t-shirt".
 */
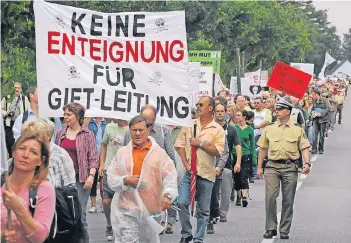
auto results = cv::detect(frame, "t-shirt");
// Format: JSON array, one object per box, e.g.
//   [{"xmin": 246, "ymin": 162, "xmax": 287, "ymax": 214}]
[
  {"xmin": 253, "ymin": 108, "xmax": 272, "ymax": 137},
  {"xmin": 233, "ymin": 125, "xmax": 257, "ymax": 165},
  {"xmin": 102, "ymin": 123, "xmax": 128, "ymax": 169},
  {"xmin": 60, "ymin": 137, "xmax": 79, "ymax": 174}
]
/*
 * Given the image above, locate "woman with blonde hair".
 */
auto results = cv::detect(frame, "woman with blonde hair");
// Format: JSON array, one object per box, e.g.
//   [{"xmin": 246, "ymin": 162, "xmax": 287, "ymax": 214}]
[
  {"xmin": 1, "ymin": 132, "xmax": 55, "ymax": 243},
  {"xmin": 227, "ymin": 104, "xmax": 238, "ymax": 125},
  {"xmin": 22, "ymin": 119, "xmax": 76, "ymax": 188}
]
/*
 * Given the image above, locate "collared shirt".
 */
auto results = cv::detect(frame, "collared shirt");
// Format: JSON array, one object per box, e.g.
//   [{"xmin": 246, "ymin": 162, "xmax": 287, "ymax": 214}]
[
  {"xmin": 47, "ymin": 143, "xmax": 76, "ymax": 188},
  {"xmin": 88, "ymin": 118, "xmax": 107, "ymax": 154},
  {"xmin": 257, "ymin": 119, "xmax": 310, "ymax": 161},
  {"xmin": 124, "ymin": 123, "xmax": 176, "ymax": 163},
  {"xmin": 132, "ymin": 139, "xmax": 152, "ymax": 176},
  {"xmin": 175, "ymin": 118, "xmax": 226, "ymax": 182},
  {"xmin": 56, "ymin": 126, "xmax": 99, "ymax": 183},
  {"xmin": 12, "ymin": 107, "xmax": 62, "ymax": 141}
]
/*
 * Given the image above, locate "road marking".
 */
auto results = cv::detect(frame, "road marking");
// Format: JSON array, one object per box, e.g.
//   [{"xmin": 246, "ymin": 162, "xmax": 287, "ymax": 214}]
[{"xmin": 260, "ymin": 154, "xmax": 318, "ymax": 243}]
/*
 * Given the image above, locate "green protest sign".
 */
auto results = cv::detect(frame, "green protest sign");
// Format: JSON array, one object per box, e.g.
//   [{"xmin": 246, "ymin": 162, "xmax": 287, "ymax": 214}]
[{"xmin": 189, "ymin": 51, "xmax": 221, "ymax": 73}]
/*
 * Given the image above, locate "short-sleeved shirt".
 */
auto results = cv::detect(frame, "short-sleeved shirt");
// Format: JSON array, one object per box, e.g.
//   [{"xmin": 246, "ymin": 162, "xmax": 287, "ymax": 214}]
[
  {"xmin": 175, "ymin": 119, "xmax": 226, "ymax": 182},
  {"xmin": 253, "ymin": 108, "xmax": 272, "ymax": 137},
  {"xmin": 257, "ymin": 119, "xmax": 311, "ymax": 160},
  {"xmin": 102, "ymin": 123, "xmax": 128, "ymax": 170},
  {"xmin": 132, "ymin": 139, "xmax": 152, "ymax": 176}
]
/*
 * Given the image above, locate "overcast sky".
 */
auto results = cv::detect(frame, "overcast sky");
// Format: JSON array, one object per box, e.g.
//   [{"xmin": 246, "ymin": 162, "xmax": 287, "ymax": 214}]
[{"xmin": 313, "ymin": 0, "xmax": 351, "ymax": 39}]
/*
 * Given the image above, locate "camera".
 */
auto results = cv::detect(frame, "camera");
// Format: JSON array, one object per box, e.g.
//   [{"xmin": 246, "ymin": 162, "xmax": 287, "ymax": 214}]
[{"xmin": 6, "ymin": 111, "xmax": 15, "ymax": 117}]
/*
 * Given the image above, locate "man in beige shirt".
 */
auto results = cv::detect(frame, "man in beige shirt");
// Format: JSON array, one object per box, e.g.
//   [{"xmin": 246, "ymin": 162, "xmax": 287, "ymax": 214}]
[{"xmin": 175, "ymin": 96, "xmax": 225, "ymax": 243}]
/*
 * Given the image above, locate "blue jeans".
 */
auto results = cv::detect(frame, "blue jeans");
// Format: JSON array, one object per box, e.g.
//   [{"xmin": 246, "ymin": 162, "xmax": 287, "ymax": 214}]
[
  {"xmin": 178, "ymin": 172, "xmax": 214, "ymax": 242},
  {"xmin": 307, "ymin": 125, "xmax": 314, "ymax": 145},
  {"xmin": 76, "ymin": 177, "xmax": 91, "ymax": 243}
]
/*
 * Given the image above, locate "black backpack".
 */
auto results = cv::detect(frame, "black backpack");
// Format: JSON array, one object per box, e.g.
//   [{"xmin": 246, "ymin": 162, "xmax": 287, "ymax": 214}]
[{"xmin": 29, "ymin": 185, "xmax": 84, "ymax": 243}]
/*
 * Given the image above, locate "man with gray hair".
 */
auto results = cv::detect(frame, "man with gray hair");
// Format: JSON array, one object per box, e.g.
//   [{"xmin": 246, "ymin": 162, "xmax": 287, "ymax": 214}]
[{"xmin": 1, "ymin": 82, "xmax": 29, "ymax": 157}]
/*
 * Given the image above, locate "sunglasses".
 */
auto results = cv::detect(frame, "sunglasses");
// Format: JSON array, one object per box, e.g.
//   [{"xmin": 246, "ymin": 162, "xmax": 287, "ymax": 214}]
[{"xmin": 196, "ymin": 103, "xmax": 206, "ymax": 107}]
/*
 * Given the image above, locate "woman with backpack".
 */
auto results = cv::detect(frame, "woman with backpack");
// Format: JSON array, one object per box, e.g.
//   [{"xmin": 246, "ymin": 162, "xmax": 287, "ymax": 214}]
[
  {"xmin": 56, "ymin": 103, "xmax": 98, "ymax": 243},
  {"xmin": 1, "ymin": 132, "xmax": 55, "ymax": 243}
]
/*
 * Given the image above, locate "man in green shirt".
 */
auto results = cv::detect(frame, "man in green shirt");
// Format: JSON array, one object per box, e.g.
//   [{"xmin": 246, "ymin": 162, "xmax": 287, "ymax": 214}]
[{"xmin": 99, "ymin": 119, "xmax": 129, "ymax": 241}]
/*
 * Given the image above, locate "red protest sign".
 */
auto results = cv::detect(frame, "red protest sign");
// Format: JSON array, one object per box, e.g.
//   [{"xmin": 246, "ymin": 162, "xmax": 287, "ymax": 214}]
[{"xmin": 267, "ymin": 61, "xmax": 312, "ymax": 99}]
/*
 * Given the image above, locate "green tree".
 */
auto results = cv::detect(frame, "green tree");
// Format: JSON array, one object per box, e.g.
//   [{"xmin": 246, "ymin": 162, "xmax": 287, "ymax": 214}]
[
  {"xmin": 341, "ymin": 28, "xmax": 351, "ymax": 61},
  {"xmin": 0, "ymin": 0, "xmax": 343, "ymax": 92}
]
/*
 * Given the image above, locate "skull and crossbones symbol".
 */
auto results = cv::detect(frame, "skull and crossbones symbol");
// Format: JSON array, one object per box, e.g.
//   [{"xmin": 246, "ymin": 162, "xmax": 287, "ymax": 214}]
[
  {"xmin": 68, "ymin": 66, "xmax": 80, "ymax": 80},
  {"xmin": 149, "ymin": 72, "xmax": 162, "ymax": 86},
  {"xmin": 154, "ymin": 18, "xmax": 168, "ymax": 33},
  {"xmin": 55, "ymin": 15, "xmax": 65, "ymax": 28}
]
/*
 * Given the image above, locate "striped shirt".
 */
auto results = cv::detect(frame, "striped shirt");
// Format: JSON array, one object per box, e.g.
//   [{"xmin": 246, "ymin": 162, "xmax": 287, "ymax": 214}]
[
  {"xmin": 48, "ymin": 143, "xmax": 76, "ymax": 188},
  {"xmin": 56, "ymin": 126, "xmax": 99, "ymax": 183}
]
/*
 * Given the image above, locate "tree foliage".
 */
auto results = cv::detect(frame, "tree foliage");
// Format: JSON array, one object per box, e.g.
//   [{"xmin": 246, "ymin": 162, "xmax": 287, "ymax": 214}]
[
  {"xmin": 341, "ymin": 28, "xmax": 351, "ymax": 62},
  {"xmin": 1, "ymin": 0, "xmax": 344, "ymax": 94}
]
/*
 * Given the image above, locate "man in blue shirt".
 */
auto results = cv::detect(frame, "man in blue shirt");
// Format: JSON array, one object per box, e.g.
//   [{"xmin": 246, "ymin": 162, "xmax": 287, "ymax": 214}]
[{"xmin": 87, "ymin": 117, "xmax": 107, "ymax": 213}]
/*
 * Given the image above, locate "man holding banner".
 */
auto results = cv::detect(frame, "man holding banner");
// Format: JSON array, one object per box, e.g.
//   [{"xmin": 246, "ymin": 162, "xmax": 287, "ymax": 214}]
[{"xmin": 175, "ymin": 96, "xmax": 225, "ymax": 243}]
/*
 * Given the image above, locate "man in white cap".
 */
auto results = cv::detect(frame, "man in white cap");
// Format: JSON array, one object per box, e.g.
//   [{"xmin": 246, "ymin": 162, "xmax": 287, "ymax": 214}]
[{"xmin": 257, "ymin": 96, "xmax": 311, "ymax": 240}]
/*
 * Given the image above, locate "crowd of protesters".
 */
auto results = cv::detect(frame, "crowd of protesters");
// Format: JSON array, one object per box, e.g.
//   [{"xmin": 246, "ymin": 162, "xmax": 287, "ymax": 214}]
[{"xmin": 0, "ymin": 75, "xmax": 349, "ymax": 243}]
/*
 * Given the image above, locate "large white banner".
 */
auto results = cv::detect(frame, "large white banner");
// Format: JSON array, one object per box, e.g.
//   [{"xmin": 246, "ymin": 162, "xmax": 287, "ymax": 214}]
[
  {"xmin": 34, "ymin": 0, "xmax": 191, "ymax": 126},
  {"xmin": 198, "ymin": 67, "xmax": 213, "ymax": 97}
]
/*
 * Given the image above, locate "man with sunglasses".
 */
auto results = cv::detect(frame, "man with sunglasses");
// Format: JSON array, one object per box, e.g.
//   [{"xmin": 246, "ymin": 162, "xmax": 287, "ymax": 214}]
[
  {"xmin": 257, "ymin": 96, "xmax": 311, "ymax": 240},
  {"xmin": 175, "ymin": 96, "xmax": 225, "ymax": 243}
]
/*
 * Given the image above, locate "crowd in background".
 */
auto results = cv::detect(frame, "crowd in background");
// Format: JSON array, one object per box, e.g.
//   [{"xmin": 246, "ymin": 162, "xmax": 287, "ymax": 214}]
[{"xmin": 0, "ymin": 75, "xmax": 349, "ymax": 243}]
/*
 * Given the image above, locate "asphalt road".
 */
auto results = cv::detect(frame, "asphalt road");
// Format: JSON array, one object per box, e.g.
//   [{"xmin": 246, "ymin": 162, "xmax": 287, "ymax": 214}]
[{"xmin": 87, "ymin": 102, "xmax": 351, "ymax": 243}]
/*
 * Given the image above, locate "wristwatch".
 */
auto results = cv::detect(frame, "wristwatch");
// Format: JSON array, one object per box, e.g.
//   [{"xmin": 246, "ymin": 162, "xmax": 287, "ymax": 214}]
[
  {"xmin": 89, "ymin": 173, "xmax": 95, "ymax": 177},
  {"xmin": 164, "ymin": 193, "xmax": 172, "ymax": 200},
  {"xmin": 304, "ymin": 163, "xmax": 311, "ymax": 167}
]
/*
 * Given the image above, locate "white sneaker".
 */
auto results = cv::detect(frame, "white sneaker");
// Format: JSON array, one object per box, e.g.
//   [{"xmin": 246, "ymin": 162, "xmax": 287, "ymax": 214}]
[
  {"xmin": 106, "ymin": 227, "xmax": 113, "ymax": 241},
  {"xmin": 88, "ymin": 207, "xmax": 97, "ymax": 213}
]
